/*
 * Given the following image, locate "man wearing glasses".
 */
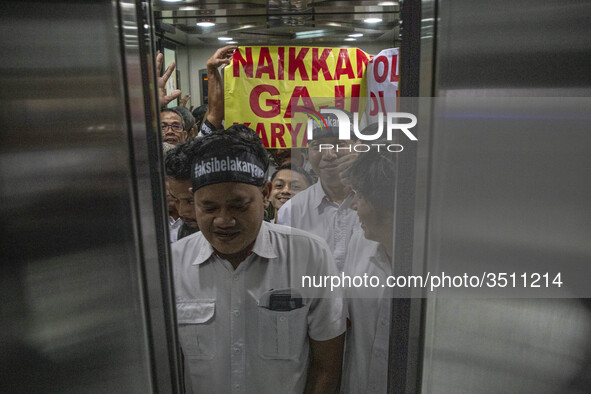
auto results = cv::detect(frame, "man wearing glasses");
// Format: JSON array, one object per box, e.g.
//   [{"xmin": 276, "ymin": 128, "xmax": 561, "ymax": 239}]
[{"xmin": 161, "ymin": 107, "xmax": 187, "ymax": 146}]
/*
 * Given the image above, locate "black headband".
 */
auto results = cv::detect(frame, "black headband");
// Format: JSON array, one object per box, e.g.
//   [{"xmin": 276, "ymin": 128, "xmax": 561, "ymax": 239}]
[{"xmin": 191, "ymin": 150, "xmax": 266, "ymax": 192}]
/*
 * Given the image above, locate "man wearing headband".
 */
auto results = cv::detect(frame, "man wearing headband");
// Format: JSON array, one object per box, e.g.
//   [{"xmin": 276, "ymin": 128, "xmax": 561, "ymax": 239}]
[
  {"xmin": 276, "ymin": 110, "xmax": 359, "ymax": 271},
  {"xmin": 171, "ymin": 124, "xmax": 346, "ymax": 394}
]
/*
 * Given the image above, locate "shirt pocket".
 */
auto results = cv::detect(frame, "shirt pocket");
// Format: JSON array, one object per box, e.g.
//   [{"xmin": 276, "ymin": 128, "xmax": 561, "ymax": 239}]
[
  {"xmin": 258, "ymin": 304, "xmax": 310, "ymax": 360},
  {"xmin": 176, "ymin": 300, "xmax": 216, "ymax": 360}
]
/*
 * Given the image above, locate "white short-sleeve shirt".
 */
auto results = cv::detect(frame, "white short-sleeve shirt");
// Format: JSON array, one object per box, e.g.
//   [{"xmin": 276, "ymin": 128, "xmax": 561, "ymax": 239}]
[
  {"xmin": 169, "ymin": 216, "xmax": 182, "ymax": 243},
  {"xmin": 341, "ymin": 229, "xmax": 393, "ymax": 394},
  {"xmin": 276, "ymin": 180, "xmax": 359, "ymax": 271},
  {"xmin": 172, "ymin": 221, "xmax": 346, "ymax": 394}
]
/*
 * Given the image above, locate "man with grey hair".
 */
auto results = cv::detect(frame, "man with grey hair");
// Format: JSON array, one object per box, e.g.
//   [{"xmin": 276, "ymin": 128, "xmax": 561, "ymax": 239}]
[
  {"xmin": 160, "ymin": 107, "xmax": 187, "ymax": 146},
  {"xmin": 174, "ymin": 106, "xmax": 197, "ymax": 138}
]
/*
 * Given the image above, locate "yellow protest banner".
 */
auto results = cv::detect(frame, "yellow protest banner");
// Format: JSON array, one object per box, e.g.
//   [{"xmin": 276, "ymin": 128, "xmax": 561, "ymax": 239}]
[{"xmin": 224, "ymin": 46, "xmax": 371, "ymax": 148}]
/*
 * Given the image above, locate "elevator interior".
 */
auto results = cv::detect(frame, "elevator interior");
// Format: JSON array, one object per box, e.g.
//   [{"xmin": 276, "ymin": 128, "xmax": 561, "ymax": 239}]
[{"xmin": 1, "ymin": 0, "xmax": 591, "ymax": 393}]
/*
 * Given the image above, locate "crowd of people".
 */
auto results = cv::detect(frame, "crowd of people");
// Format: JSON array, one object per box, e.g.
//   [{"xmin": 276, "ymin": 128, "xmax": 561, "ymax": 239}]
[{"xmin": 159, "ymin": 47, "xmax": 397, "ymax": 394}]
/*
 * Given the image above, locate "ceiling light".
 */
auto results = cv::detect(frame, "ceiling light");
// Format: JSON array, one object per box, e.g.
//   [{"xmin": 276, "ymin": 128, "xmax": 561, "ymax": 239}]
[
  {"xmin": 218, "ymin": 37, "xmax": 232, "ymax": 41},
  {"xmin": 378, "ymin": 1, "xmax": 397, "ymax": 5},
  {"xmin": 295, "ymin": 29, "xmax": 326, "ymax": 39},
  {"xmin": 227, "ymin": 41, "xmax": 238, "ymax": 44},
  {"xmin": 349, "ymin": 33, "xmax": 363, "ymax": 38},
  {"xmin": 197, "ymin": 21, "xmax": 215, "ymax": 27},
  {"xmin": 364, "ymin": 18, "xmax": 382, "ymax": 24},
  {"xmin": 162, "ymin": 0, "xmax": 182, "ymax": 2},
  {"xmin": 345, "ymin": 38, "xmax": 356, "ymax": 41}
]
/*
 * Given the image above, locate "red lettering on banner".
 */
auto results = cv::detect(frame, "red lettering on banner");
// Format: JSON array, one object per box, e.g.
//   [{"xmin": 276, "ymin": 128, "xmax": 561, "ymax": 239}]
[
  {"xmin": 356, "ymin": 49, "xmax": 371, "ymax": 78},
  {"xmin": 350, "ymin": 84, "xmax": 360, "ymax": 113},
  {"xmin": 270, "ymin": 123, "xmax": 287, "ymax": 148},
  {"xmin": 332, "ymin": 84, "xmax": 361, "ymax": 112},
  {"xmin": 334, "ymin": 49, "xmax": 354, "ymax": 80},
  {"xmin": 300, "ymin": 133, "xmax": 308, "ymax": 147},
  {"xmin": 312, "ymin": 48, "xmax": 333, "ymax": 81},
  {"xmin": 373, "ymin": 56, "xmax": 389, "ymax": 83},
  {"xmin": 233, "ymin": 47, "xmax": 253, "ymax": 78},
  {"xmin": 378, "ymin": 91, "xmax": 387, "ymax": 116},
  {"xmin": 368, "ymin": 91, "xmax": 388, "ymax": 116},
  {"xmin": 391, "ymin": 54, "xmax": 399, "ymax": 82},
  {"xmin": 286, "ymin": 123, "xmax": 303, "ymax": 148},
  {"xmin": 250, "ymin": 85, "xmax": 281, "ymax": 118},
  {"xmin": 255, "ymin": 47, "xmax": 276, "ymax": 79},
  {"xmin": 288, "ymin": 47, "xmax": 309, "ymax": 81},
  {"xmin": 369, "ymin": 92, "xmax": 379, "ymax": 116},
  {"xmin": 371, "ymin": 54, "xmax": 399, "ymax": 83},
  {"xmin": 284, "ymin": 86, "xmax": 314, "ymax": 118},
  {"xmin": 255, "ymin": 123, "xmax": 270, "ymax": 147},
  {"xmin": 334, "ymin": 85, "xmax": 345, "ymax": 109},
  {"xmin": 278, "ymin": 47, "xmax": 285, "ymax": 81}
]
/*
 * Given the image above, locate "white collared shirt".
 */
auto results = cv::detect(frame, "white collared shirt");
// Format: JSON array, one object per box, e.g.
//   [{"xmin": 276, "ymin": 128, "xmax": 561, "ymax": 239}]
[
  {"xmin": 341, "ymin": 229, "xmax": 393, "ymax": 394},
  {"xmin": 172, "ymin": 221, "xmax": 346, "ymax": 394},
  {"xmin": 169, "ymin": 216, "xmax": 183, "ymax": 243},
  {"xmin": 276, "ymin": 180, "xmax": 359, "ymax": 271}
]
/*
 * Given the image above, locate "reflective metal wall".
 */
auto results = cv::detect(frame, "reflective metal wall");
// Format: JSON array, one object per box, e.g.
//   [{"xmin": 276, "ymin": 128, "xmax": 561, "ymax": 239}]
[
  {"xmin": 0, "ymin": 1, "xmax": 179, "ymax": 392},
  {"xmin": 416, "ymin": 0, "xmax": 591, "ymax": 392}
]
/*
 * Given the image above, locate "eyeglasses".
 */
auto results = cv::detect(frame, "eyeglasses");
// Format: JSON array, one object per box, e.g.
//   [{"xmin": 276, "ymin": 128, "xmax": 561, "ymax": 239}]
[{"xmin": 161, "ymin": 122, "xmax": 183, "ymax": 132}]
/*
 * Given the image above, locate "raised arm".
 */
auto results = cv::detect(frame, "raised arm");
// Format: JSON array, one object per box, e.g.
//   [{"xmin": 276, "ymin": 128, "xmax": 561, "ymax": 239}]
[
  {"xmin": 178, "ymin": 94, "xmax": 191, "ymax": 108},
  {"xmin": 156, "ymin": 51, "xmax": 182, "ymax": 108},
  {"xmin": 304, "ymin": 333, "xmax": 345, "ymax": 394},
  {"xmin": 204, "ymin": 45, "xmax": 238, "ymax": 130}
]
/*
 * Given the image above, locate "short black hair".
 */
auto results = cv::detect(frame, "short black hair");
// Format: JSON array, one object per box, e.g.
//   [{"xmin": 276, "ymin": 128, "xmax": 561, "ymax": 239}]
[
  {"xmin": 192, "ymin": 104, "xmax": 208, "ymax": 124},
  {"xmin": 165, "ymin": 137, "xmax": 203, "ymax": 180},
  {"xmin": 271, "ymin": 163, "xmax": 314, "ymax": 187},
  {"xmin": 347, "ymin": 125, "xmax": 397, "ymax": 212}
]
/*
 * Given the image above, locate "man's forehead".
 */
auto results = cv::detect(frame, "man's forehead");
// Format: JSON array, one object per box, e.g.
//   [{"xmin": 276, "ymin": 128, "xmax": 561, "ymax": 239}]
[
  {"xmin": 194, "ymin": 182, "xmax": 262, "ymax": 199},
  {"xmin": 290, "ymin": 172, "xmax": 307, "ymax": 182},
  {"xmin": 168, "ymin": 178, "xmax": 192, "ymax": 191},
  {"xmin": 161, "ymin": 111, "xmax": 181, "ymax": 121},
  {"xmin": 168, "ymin": 176, "xmax": 191, "ymax": 185},
  {"xmin": 274, "ymin": 169, "xmax": 302, "ymax": 181}
]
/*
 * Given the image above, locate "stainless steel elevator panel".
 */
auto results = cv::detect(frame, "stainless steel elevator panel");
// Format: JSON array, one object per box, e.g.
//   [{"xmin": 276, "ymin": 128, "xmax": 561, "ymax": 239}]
[
  {"xmin": 416, "ymin": 0, "xmax": 591, "ymax": 392},
  {"xmin": 1, "ymin": 1, "xmax": 179, "ymax": 392}
]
